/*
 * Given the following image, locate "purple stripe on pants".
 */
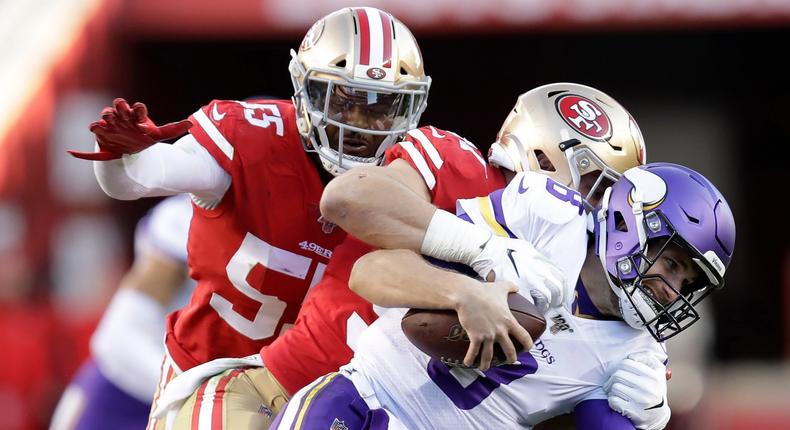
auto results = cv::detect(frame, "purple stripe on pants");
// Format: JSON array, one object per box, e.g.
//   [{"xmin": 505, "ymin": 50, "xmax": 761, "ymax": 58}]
[{"xmin": 272, "ymin": 374, "xmax": 390, "ymax": 430}]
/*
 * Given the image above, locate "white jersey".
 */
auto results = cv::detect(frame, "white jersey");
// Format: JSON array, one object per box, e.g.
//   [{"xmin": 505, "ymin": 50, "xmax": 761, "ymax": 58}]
[
  {"xmin": 347, "ymin": 172, "xmax": 667, "ymax": 429},
  {"xmin": 135, "ymin": 193, "xmax": 193, "ymax": 266}
]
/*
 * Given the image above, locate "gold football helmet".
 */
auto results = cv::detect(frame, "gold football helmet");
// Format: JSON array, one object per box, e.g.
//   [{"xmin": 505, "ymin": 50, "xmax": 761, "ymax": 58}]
[
  {"xmin": 489, "ymin": 83, "xmax": 646, "ymax": 208},
  {"xmin": 289, "ymin": 7, "xmax": 431, "ymax": 176}
]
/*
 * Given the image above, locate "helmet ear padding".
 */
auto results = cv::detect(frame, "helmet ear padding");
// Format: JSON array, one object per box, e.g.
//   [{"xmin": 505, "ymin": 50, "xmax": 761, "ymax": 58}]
[
  {"xmin": 295, "ymin": 117, "xmax": 309, "ymax": 135},
  {"xmin": 488, "ymin": 138, "xmax": 523, "ymax": 173},
  {"xmin": 293, "ymin": 97, "xmax": 311, "ymax": 135}
]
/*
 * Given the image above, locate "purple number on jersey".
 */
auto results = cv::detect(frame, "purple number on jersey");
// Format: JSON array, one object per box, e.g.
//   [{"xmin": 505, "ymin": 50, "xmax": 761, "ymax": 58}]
[
  {"xmin": 426, "ymin": 351, "xmax": 538, "ymax": 410},
  {"xmin": 545, "ymin": 177, "xmax": 584, "ymax": 215}
]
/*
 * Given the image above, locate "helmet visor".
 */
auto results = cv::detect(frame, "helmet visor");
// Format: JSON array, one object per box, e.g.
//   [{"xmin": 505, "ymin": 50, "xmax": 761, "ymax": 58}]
[{"xmin": 306, "ymin": 78, "xmax": 422, "ymax": 134}]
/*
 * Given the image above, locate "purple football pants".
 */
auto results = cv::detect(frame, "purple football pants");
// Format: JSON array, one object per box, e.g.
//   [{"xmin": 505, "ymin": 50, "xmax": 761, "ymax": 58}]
[
  {"xmin": 52, "ymin": 360, "xmax": 150, "ymax": 430},
  {"xmin": 271, "ymin": 373, "xmax": 391, "ymax": 430}
]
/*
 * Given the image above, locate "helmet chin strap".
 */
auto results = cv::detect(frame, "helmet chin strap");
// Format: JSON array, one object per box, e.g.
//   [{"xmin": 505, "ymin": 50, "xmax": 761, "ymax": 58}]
[
  {"xmin": 597, "ymin": 186, "xmax": 657, "ymax": 330},
  {"xmin": 488, "ymin": 133, "xmax": 530, "ymax": 173},
  {"xmin": 561, "ymin": 129, "xmax": 582, "ymax": 190}
]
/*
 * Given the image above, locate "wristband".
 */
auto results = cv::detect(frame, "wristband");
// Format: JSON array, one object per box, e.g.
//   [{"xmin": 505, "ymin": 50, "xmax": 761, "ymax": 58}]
[{"xmin": 420, "ymin": 209, "xmax": 492, "ymax": 265}]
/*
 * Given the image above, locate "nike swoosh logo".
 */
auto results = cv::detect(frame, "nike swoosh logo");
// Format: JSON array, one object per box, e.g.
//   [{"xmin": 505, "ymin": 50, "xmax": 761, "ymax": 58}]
[
  {"xmin": 429, "ymin": 126, "xmax": 445, "ymax": 139},
  {"xmin": 211, "ymin": 103, "xmax": 226, "ymax": 121},
  {"xmin": 478, "ymin": 235, "xmax": 493, "ymax": 252},
  {"xmin": 506, "ymin": 248, "xmax": 520, "ymax": 278},
  {"xmin": 518, "ymin": 176, "xmax": 529, "ymax": 194},
  {"xmin": 645, "ymin": 398, "xmax": 665, "ymax": 410}
]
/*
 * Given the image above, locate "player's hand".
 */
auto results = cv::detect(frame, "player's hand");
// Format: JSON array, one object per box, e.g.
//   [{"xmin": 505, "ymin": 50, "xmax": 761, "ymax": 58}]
[
  {"xmin": 69, "ymin": 98, "xmax": 192, "ymax": 161},
  {"xmin": 455, "ymin": 279, "xmax": 533, "ymax": 371},
  {"xmin": 604, "ymin": 352, "xmax": 671, "ymax": 430},
  {"xmin": 470, "ymin": 235, "xmax": 565, "ymax": 312}
]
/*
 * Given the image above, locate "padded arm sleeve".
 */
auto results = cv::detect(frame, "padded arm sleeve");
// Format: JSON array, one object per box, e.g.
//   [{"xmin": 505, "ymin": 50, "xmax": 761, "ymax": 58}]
[{"xmin": 93, "ymin": 134, "xmax": 230, "ymax": 206}]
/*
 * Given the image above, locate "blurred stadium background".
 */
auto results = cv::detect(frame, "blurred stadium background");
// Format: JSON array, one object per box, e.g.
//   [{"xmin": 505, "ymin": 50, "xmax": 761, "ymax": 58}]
[{"xmin": 1, "ymin": 0, "xmax": 788, "ymax": 429}]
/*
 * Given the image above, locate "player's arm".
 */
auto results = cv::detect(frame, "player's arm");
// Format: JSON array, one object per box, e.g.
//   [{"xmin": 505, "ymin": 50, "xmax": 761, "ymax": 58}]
[
  {"xmin": 573, "ymin": 399, "xmax": 636, "ymax": 430},
  {"xmin": 321, "ymin": 158, "xmax": 433, "ymax": 250},
  {"xmin": 90, "ymin": 194, "xmax": 193, "ymax": 401},
  {"xmin": 322, "ymin": 156, "xmax": 517, "ymax": 270},
  {"xmin": 118, "ymin": 245, "xmax": 188, "ymax": 307},
  {"xmin": 90, "ymin": 248, "xmax": 188, "ymax": 400},
  {"xmin": 322, "ymin": 159, "xmax": 504, "ymax": 279},
  {"xmin": 350, "ymin": 248, "xmax": 533, "ymax": 371},
  {"xmin": 72, "ymin": 98, "xmax": 230, "ymax": 203},
  {"xmin": 93, "ymin": 134, "xmax": 230, "ymax": 203}
]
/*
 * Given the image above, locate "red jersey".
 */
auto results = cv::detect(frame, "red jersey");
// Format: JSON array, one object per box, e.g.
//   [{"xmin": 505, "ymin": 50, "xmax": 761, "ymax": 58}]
[
  {"xmin": 261, "ymin": 126, "xmax": 506, "ymax": 394},
  {"xmin": 165, "ymin": 99, "xmax": 346, "ymax": 371}
]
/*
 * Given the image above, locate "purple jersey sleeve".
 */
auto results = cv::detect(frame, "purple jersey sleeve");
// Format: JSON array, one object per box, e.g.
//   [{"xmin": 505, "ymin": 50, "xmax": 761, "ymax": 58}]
[{"xmin": 574, "ymin": 399, "xmax": 635, "ymax": 430}]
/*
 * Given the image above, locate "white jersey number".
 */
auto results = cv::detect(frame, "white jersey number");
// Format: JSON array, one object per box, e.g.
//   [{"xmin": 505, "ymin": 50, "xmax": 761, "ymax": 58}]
[
  {"xmin": 240, "ymin": 102, "xmax": 284, "ymax": 136},
  {"xmin": 346, "ymin": 305, "xmax": 385, "ymax": 351},
  {"xmin": 454, "ymin": 133, "xmax": 487, "ymax": 171},
  {"xmin": 210, "ymin": 233, "xmax": 323, "ymax": 340}
]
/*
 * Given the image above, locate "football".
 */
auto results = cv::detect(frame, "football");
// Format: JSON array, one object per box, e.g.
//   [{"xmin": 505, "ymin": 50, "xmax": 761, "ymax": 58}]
[{"xmin": 401, "ymin": 293, "xmax": 546, "ymax": 368}]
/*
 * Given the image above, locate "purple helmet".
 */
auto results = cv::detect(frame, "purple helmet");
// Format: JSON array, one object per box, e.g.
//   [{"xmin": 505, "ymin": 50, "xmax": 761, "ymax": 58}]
[{"xmin": 593, "ymin": 162, "xmax": 735, "ymax": 341}]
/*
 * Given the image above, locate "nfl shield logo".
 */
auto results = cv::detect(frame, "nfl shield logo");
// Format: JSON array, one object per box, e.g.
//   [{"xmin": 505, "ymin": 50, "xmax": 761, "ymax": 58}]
[
  {"xmin": 331, "ymin": 418, "xmax": 349, "ymax": 430},
  {"xmin": 317, "ymin": 216, "xmax": 337, "ymax": 234}
]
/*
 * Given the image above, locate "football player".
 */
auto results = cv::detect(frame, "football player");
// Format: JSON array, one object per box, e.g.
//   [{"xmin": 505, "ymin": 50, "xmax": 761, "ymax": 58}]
[
  {"xmin": 49, "ymin": 195, "xmax": 193, "ymax": 430},
  {"xmin": 69, "ymin": 7, "xmax": 437, "ymax": 430},
  {"xmin": 275, "ymin": 162, "xmax": 735, "ymax": 430},
  {"xmin": 319, "ymin": 82, "xmax": 646, "ymax": 366},
  {"xmin": 149, "ymin": 84, "xmax": 652, "ymax": 429}
]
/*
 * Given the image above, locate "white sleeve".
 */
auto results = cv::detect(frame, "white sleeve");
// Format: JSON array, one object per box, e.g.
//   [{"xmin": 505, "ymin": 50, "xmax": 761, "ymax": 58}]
[
  {"xmin": 90, "ymin": 287, "xmax": 168, "ymax": 402},
  {"xmin": 93, "ymin": 134, "xmax": 231, "ymax": 206}
]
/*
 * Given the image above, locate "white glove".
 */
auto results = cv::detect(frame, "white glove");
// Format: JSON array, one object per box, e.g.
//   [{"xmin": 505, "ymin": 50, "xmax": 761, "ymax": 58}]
[
  {"xmin": 470, "ymin": 235, "xmax": 565, "ymax": 312},
  {"xmin": 604, "ymin": 352, "xmax": 671, "ymax": 430}
]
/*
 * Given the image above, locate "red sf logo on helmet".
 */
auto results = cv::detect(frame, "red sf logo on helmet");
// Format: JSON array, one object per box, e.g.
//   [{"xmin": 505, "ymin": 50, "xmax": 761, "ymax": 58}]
[
  {"xmin": 556, "ymin": 95, "xmax": 612, "ymax": 141},
  {"xmin": 366, "ymin": 67, "xmax": 386, "ymax": 80}
]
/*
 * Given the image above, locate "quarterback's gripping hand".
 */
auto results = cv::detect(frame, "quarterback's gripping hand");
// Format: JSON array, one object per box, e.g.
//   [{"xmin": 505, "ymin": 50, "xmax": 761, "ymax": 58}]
[
  {"xmin": 456, "ymin": 280, "xmax": 533, "ymax": 371},
  {"xmin": 604, "ymin": 352, "xmax": 671, "ymax": 430},
  {"xmin": 470, "ymin": 235, "xmax": 565, "ymax": 312},
  {"xmin": 69, "ymin": 98, "xmax": 192, "ymax": 161}
]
